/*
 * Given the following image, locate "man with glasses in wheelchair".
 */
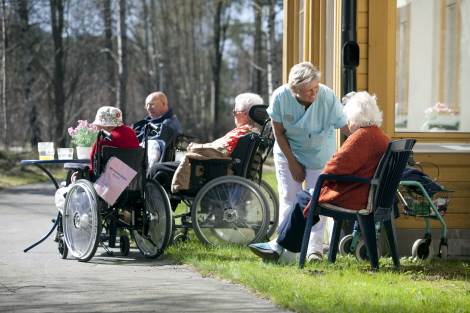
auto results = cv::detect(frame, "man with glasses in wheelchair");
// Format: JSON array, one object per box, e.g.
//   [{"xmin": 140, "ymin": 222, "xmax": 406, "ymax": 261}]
[
  {"xmin": 56, "ymin": 106, "xmax": 172, "ymax": 262},
  {"xmin": 170, "ymin": 93, "xmax": 264, "ymax": 193},
  {"xmin": 149, "ymin": 93, "xmax": 277, "ymax": 246}
]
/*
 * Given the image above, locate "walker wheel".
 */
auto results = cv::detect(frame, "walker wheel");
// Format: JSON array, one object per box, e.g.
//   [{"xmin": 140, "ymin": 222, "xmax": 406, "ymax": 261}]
[
  {"xmin": 338, "ymin": 234, "xmax": 355, "ymax": 256},
  {"xmin": 439, "ymin": 244, "xmax": 448, "ymax": 260},
  {"xmin": 355, "ymin": 240, "xmax": 381, "ymax": 262},
  {"xmin": 120, "ymin": 235, "xmax": 130, "ymax": 256},
  {"xmin": 411, "ymin": 238, "xmax": 433, "ymax": 260}
]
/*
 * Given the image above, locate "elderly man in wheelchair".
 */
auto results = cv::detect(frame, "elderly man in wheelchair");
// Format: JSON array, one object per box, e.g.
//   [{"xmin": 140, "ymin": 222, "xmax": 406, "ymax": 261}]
[
  {"xmin": 149, "ymin": 93, "xmax": 279, "ymax": 246},
  {"xmin": 55, "ymin": 106, "xmax": 172, "ymax": 262}
]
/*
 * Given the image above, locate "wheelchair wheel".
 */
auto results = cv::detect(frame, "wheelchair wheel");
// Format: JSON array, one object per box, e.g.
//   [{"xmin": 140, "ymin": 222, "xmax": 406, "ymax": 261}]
[
  {"xmin": 63, "ymin": 180, "xmax": 101, "ymax": 262},
  {"xmin": 355, "ymin": 240, "xmax": 381, "ymax": 262},
  {"xmin": 133, "ymin": 180, "xmax": 172, "ymax": 258},
  {"xmin": 57, "ymin": 213, "xmax": 68, "ymax": 259},
  {"xmin": 120, "ymin": 235, "xmax": 130, "ymax": 256},
  {"xmin": 258, "ymin": 180, "xmax": 279, "ymax": 239},
  {"xmin": 58, "ymin": 237, "xmax": 68, "ymax": 259},
  {"xmin": 338, "ymin": 234, "xmax": 355, "ymax": 256},
  {"xmin": 191, "ymin": 176, "xmax": 269, "ymax": 246}
]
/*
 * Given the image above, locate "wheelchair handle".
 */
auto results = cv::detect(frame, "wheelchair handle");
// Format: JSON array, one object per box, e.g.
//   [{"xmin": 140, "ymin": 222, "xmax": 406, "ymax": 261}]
[{"xmin": 99, "ymin": 129, "xmax": 113, "ymax": 141}]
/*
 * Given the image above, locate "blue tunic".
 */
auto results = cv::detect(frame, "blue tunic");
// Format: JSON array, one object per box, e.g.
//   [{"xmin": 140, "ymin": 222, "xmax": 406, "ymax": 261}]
[{"xmin": 267, "ymin": 84, "xmax": 347, "ymax": 169}]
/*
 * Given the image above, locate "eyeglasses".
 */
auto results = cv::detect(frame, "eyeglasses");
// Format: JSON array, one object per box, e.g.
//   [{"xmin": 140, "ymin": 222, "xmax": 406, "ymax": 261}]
[{"xmin": 232, "ymin": 110, "xmax": 246, "ymax": 116}]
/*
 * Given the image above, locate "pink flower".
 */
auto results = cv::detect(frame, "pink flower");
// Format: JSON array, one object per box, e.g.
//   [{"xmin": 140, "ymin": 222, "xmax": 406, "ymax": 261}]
[{"xmin": 68, "ymin": 120, "xmax": 99, "ymax": 147}]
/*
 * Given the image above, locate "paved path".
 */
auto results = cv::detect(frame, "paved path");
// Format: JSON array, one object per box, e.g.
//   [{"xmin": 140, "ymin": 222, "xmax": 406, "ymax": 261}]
[{"xmin": 0, "ymin": 183, "xmax": 291, "ymax": 313}]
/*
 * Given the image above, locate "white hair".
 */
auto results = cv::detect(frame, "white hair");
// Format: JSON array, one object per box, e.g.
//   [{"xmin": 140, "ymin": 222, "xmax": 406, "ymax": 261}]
[
  {"xmin": 234, "ymin": 93, "xmax": 264, "ymax": 112},
  {"xmin": 288, "ymin": 62, "xmax": 321, "ymax": 90},
  {"xmin": 343, "ymin": 91, "xmax": 383, "ymax": 127}
]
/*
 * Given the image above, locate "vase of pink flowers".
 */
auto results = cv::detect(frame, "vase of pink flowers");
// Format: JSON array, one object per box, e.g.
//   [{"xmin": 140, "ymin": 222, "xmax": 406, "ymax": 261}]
[{"xmin": 68, "ymin": 120, "xmax": 98, "ymax": 159}]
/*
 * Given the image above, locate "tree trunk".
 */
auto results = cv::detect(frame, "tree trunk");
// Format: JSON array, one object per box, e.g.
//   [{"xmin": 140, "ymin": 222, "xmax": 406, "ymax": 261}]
[
  {"xmin": 266, "ymin": 0, "xmax": 276, "ymax": 101},
  {"xmin": 1, "ymin": 0, "xmax": 7, "ymax": 148},
  {"xmin": 141, "ymin": 0, "xmax": 153, "ymax": 93},
  {"xmin": 18, "ymin": 0, "xmax": 41, "ymax": 148},
  {"xmin": 102, "ymin": 0, "xmax": 115, "ymax": 105},
  {"xmin": 116, "ymin": 0, "xmax": 128, "ymax": 118},
  {"xmin": 149, "ymin": 0, "xmax": 159, "ymax": 90},
  {"xmin": 211, "ymin": 0, "xmax": 229, "ymax": 138},
  {"xmin": 252, "ymin": 0, "xmax": 263, "ymax": 94},
  {"xmin": 50, "ymin": 0, "xmax": 65, "ymax": 146}
]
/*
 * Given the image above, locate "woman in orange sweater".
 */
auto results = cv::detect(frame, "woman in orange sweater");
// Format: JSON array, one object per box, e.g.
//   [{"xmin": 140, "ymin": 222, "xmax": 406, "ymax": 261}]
[{"xmin": 249, "ymin": 91, "xmax": 390, "ymax": 262}]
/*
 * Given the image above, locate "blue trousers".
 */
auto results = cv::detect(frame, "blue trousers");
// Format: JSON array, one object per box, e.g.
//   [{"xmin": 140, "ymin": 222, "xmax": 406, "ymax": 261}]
[{"xmin": 276, "ymin": 190, "xmax": 320, "ymax": 253}]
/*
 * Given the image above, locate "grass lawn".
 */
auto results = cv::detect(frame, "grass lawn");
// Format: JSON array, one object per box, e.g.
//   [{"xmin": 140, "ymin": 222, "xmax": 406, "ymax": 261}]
[
  {"xmin": 0, "ymin": 150, "xmax": 67, "ymax": 189},
  {"xmin": 168, "ymin": 169, "xmax": 470, "ymax": 313},
  {"xmin": 166, "ymin": 237, "xmax": 470, "ymax": 313}
]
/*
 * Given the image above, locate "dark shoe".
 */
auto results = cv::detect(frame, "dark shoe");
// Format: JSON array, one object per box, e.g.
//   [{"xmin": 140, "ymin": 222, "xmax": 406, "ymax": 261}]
[{"xmin": 248, "ymin": 242, "xmax": 280, "ymax": 262}]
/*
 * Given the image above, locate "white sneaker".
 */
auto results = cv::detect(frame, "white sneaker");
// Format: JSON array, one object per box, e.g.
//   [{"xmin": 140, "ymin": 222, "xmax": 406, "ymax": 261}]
[{"xmin": 307, "ymin": 252, "xmax": 323, "ymax": 263}]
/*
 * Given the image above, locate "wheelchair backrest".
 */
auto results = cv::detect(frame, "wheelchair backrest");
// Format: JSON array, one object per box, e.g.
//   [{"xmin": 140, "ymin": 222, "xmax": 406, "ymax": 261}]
[
  {"xmin": 249, "ymin": 104, "xmax": 270, "ymax": 127},
  {"xmin": 231, "ymin": 132, "xmax": 262, "ymax": 178},
  {"xmin": 100, "ymin": 146, "xmax": 145, "ymax": 191}
]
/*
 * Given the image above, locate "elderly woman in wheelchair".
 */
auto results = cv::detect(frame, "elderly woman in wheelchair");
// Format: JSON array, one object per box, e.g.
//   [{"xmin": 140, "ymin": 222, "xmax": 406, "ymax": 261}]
[
  {"xmin": 150, "ymin": 93, "xmax": 279, "ymax": 246},
  {"xmin": 55, "ymin": 106, "xmax": 172, "ymax": 262}
]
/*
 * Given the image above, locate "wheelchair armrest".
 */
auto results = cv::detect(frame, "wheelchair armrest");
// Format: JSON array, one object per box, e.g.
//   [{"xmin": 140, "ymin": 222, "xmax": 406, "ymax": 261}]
[{"xmin": 64, "ymin": 162, "xmax": 90, "ymax": 170}]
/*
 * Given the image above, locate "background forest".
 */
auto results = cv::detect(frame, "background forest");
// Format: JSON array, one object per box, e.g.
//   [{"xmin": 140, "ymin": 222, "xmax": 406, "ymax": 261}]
[{"xmin": 0, "ymin": 0, "xmax": 283, "ymax": 149}]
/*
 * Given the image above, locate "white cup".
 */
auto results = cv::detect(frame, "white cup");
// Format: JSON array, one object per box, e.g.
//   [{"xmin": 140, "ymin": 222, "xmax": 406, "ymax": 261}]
[
  {"xmin": 38, "ymin": 142, "xmax": 55, "ymax": 160},
  {"xmin": 57, "ymin": 148, "xmax": 74, "ymax": 160}
]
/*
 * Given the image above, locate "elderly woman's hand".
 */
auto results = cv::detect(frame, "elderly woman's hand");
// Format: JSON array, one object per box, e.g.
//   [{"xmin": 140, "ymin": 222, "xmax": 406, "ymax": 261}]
[{"xmin": 288, "ymin": 159, "xmax": 306, "ymax": 183}]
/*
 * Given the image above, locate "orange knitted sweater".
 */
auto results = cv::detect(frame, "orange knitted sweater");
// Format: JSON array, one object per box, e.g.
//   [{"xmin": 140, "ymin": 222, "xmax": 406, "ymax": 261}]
[{"xmin": 304, "ymin": 126, "xmax": 389, "ymax": 215}]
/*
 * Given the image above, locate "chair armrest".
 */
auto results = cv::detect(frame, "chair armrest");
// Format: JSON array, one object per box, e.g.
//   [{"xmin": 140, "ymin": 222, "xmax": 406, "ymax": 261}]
[
  {"xmin": 319, "ymin": 173, "xmax": 371, "ymax": 185},
  {"xmin": 308, "ymin": 173, "xmax": 371, "ymax": 212}
]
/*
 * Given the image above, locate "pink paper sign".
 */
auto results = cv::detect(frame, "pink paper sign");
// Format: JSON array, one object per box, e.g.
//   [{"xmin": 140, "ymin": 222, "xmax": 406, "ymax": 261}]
[{"xmin": 94, "ymin": 156, "xmax": 137, "ymax": 205}]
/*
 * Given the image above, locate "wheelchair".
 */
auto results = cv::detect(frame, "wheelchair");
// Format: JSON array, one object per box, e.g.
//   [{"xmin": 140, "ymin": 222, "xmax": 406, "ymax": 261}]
[
  {"xmin": 152, "ymin": 105, "xmax": 279, "ymax": 246},
  {"xmin": 57, "ymin": 130, "xmax": 173, "ymax": 262}
]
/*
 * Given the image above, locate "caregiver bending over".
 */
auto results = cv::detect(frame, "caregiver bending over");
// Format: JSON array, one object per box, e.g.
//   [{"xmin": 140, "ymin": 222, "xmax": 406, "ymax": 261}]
[{"xmin": 250, "ymin": 91, "xmax": 389, "ymax": 263}]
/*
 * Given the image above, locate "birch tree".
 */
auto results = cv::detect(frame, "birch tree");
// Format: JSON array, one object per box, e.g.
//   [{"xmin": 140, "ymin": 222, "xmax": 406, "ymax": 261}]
[{"xmin": 1, "ymin": 0, "xmax": 7, "ymax": 147}]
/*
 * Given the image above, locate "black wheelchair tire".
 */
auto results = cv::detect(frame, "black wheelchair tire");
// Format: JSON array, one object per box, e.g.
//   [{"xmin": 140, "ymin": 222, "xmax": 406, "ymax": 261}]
[
  {"xmin": 258, "ymin": 180, "xmax": 279, "ymax": 239},
  {"xmin": 133, "ymin": 179, "xmax": 173, "ymax": 259}
]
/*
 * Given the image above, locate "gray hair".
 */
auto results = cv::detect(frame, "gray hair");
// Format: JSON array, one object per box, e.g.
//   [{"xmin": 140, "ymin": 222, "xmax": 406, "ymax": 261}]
[
  {"xmin": 343, "ymin": 91, "xmax": 383, "ymax": 127},
  {"xmin": 288, "ymin": 62, "xmax": 321, "ymax": 90},
  {"xmin": 234, "ymin": 92, "xmax": 264, "ymax": 112}
]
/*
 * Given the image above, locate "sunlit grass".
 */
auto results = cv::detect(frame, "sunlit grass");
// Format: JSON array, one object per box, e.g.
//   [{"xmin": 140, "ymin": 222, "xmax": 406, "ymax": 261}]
[
  {"xmin": 0, "ymin": 149, "xmax": 67, "ymax": 189},
  {"xmin": 167, "ymin": 238, "xmax": 470, "ymax": 313},
  {"xmin": 168, "ymin": 168, "xmax": 470, "ymax": 313}
]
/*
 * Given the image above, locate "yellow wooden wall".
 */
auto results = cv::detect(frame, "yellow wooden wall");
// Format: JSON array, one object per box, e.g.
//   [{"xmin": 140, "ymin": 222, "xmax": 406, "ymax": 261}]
[
  {"xmin": 284, "ymin": 0, "xmax": 470, "ymax": 231},
  {"xmin": 357, "ymin": 0, "xmax": 368, "ymax": 91},
  {"xmin": 356, "ymin": 0, "xmax": 470, "ymax": 230}
]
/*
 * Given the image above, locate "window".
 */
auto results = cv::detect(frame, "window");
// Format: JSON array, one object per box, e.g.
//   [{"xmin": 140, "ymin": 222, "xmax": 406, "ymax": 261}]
[{"xmin": 395, "ymin": 0, "xmax": 469, "ymax": 132}]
